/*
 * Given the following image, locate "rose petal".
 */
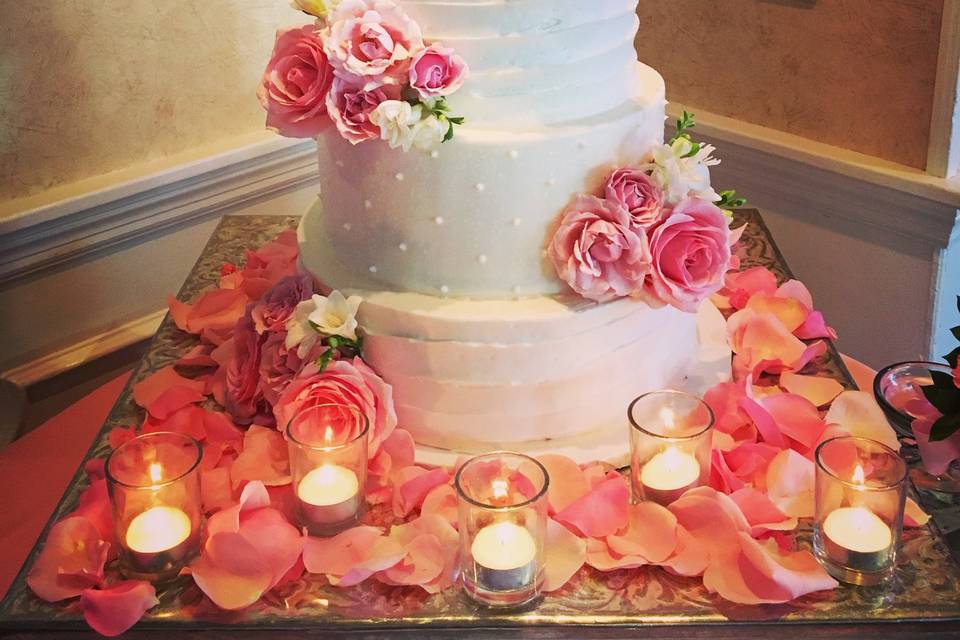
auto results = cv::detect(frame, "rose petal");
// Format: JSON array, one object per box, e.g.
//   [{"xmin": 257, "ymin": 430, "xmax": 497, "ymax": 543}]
[
  {"xmin": 420, "ymin": 484, "xmax": 458, "ymax": 527},
  {"xmin": 185, "ymin": 288, "xmax": 251, "ymax": 334},
  {"xmin": 201, "ymin": 467, "xmax": 235, "ymax": 514},
  {"xmin": 543, "ymin": 519, "xmax": 586, "ymax": 591},
  {"xmin": 537, "ymin": 454, "xmax": 589, "ymax": 514},
  {"xmin": 729, "ymin": 533, "xmax": 837, "ymax": 604},
  {"xmin": 607, "ymin": 501, "xmax": 678, "ymax": 563},
  {"xmin": 775, "ymin": 280, "xmax": 814, "ymax": 310},
  {"xmin": 230, "ymin": 426, "xmax": 290, "ymax": 488},
  {"xmin": 70, "ymin": 479, "xmax": 114, "ymax": 542},
  {"xmin": 392, "ymin": 466, "xmax": 449, "ymax": 518},
  {"xmin": 207, "ymin": 480, "xmax": 272, "ymax": 537},
  {"xmin": 27, "ymin": 517, "xmax": 110, "ymax": 602},
  {"xmin": 730, "ymin": 488, "xmax": 797, "ymax": 534},
  {"xmin": 190, "ymin": 532, "xmax": 273, "ymax": 610},
  {"xmin": 779, "ymin": 372, "xmax": 844, "ymax": 407},
  {"xmin": 794, "ymin": 311, "xmax": 837, "ymax": 340},
  {"xmin": 740, "ymin": 397, "xmax": 786, "ymax": 448},
  {"xmin": 710, "ymin": 448, "xmax": 746, "ymax": 494},
  {"xmin": 905, "ymin": 498, "xmax": 931, "ymax": 527},
  {"xmin": 760, "ymin": 393, "xmax": 826, "ymax": 451},
  {"xmin": 554, "ymin": 475, "xmax": 629, "ymax": 538},
  {"xmin": 766, "ymin": 450, "xmax": 815, "ymax": 518},
  {"xmin": 237, "ymin": 508, "xmax": 304, "ymax": 588},
  {"xmin": 585, "ymin": 537, "xmax": 648, "ymax": 571},
  {"xmin": 80, "ymin": 581, "xmax": 157, "ymax": 637},
  {"xmin": 824, "ymin": 391, "xmax": 900, "ymax": 452},
  {"xmin": 132, "ymin": 366, "xmax": 206, "ymax": 413},
  {"xmin": 379, "ymin": 515, "xmax": 459, "ymax": 593},
  {"xmin": 663, "ymin": 525, "xmax": 710, "ymax": 576},
  {"xmin": 746, "ymin": 293, "xmax": 808, "ymax": 333}
]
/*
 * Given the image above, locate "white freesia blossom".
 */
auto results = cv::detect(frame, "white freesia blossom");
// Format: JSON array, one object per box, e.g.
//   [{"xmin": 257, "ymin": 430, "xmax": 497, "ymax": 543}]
[
  {"xmin": 285, "ymin": 290, "xmax": 362, "ymax": 357},
  {"xmin": 290, "ymin": 0, "xmax": 338, "ymax": 21},
  {"xmin": 371, "ymin": 100, "xmax": 421, "ymax": 152},
  {"xmin": 643, "ymin": 137, "xmax": 721, "ymax": 205},
  {"xmin": 412, "ymin": 113, "xmax": 447, "ymax": 151}
]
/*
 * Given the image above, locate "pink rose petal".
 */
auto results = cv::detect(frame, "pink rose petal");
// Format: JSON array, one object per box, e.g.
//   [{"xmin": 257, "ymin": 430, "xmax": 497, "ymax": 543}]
[
  {"xmin": 760, "ymin": 393, "xmax": 826, "ymax": 451},
  {"xmin": 723, "ymin": 267, "xmax": 778, "ymax": 309},
  {"xmin": 421, "ymin": 484, "xmax": 458, "ymax": 527},
  {"xmin": 201, "ymin": 467, "xmax": 235, "ymax": 514},
  {"xmin": 740, "ymin": 397, "xmax": 786, "ymax": 448},
  {"xmin": 537, "ymin": 454, "xmax": 589, "ymax": 514},
  {"xmin": 379, "ymin": 515, "xmax": 459, "ymax": 593},
  {"xmin": 554, "ymin": 475, "xmax": 629, "ymax": 538},
  {"xmin": 392, "ymin": 466, "xmax": 449, "ymax": 518},
  {"xmin": 607, "ymin": 501, "xmax": 678, "ymax": 563},
  {"xmin": 80, "ymin": 581, "xmax": 157, "ymax": 637},
  {"xmin": 543, "ymin": 519, "xmax": 586, "ymax": 591},
  {"xmin": 190, "ymin": 532, "xmax": 273, "ymax": 610},
  {"xmin": 730, "ymin": 488, "xmax": 797, "ymax": 534},
  {"xmin": 663, "ymin": 525, "xmax": 709, "ymax": 576},
  {"xmin": 766, "ymin": 450, "xmax": 815, "ymax": 518},
  {"xmin": 775, "ymin": 279, "xmax": 814, "ymax": 310},
  {"xmin": 732, "ymin": 533, "xmax": 837, "ymax": 604},
  {"xmin": 378, "ymin": 533, "xmax": 444, "ymax": 586},
  {"xmin": 779, "ymin": 372, "xmax": 844, "ymax": 407},
  {"xmin": 27, "ymin": 517, "xmax": 110, "ymax": 602},
  {"xmin": 746, "ymin": 293, "xmax": 809, "ymax": 333},
  {"xmin": 237, "ymin": 508, "xmax": 304, "ymax": 588},
  {"xmin": 585, "ymin": 537, "xmax": 648, "ymax": 571},
  {"xmin": 70, "ymin": 479, "xmax": 114, "ymax": 543},
  {"xmin": 824, "ymin": 391, "xmax": 900, "ymax": 452},
  {"xmin": 710, "ymin": 448, "xmax": 746, "ymax": 494},
  {"xmin": 132, "ymin": 366, "xmax": 206, "ymax": 413},
  {"xmin": 905, "ymin": 498, "xmax": 931, "ymax": 528},
  {"xmin": 230, "ymin": 426, "xmax": 290, "ymax": 489},
  {"xmin": 794, "ymin": 310, "xmax": 837, "ymax": 340}
]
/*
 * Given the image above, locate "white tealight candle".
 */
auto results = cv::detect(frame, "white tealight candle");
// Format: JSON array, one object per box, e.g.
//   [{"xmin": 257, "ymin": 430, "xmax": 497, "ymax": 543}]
[
  {"xmin": 297, "ymin": 464, "xmax": 361, "ymax": 527},
  {"xmin": 471, "ymin": 522, "xmax": 537, "ymax": 592},
  {"xmin": 824, "ymin": 506, "xmax": 892, "ymax": 554},
  {"xmin": 640, "ymin": 447, "xmax": 700, "ymax": 505},
  {"xmin": 126, "ymin": 506, "xmax": 192, "ymax": 554}
]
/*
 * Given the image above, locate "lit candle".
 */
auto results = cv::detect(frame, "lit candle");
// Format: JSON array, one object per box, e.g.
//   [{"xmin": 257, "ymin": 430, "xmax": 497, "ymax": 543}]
[
  {"xmin": 821, "ymin": 465, "xmax": 894, "ymax": 572},
  {"xmin": 471, "ymin": 522, "xmax": 537, "ymax": 592},
  {"xmin": 126, "ymin": 506, "xmax": 192, "ymax": 554},
  {"xmin": 297, "ymin": 464, "xmax": 361, "ymax": 526},
  {"xmin": 640, "ymin": 447, "xmax": 701, "ymax": 505}
]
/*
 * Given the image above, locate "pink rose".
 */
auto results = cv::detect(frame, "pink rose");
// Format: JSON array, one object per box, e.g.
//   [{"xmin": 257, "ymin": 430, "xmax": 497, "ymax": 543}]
[
  {"xmin": 258, "ymin": 25, "xmax": 335, "ymax": 138},
  {"xmin": 604, "ymin": 167, "xmax": 664, "ymax": 229},
  {"xmin": 409, "ymin": 45, "xmax": 468, "ymax": 98},
  {"xmin": 259, "ymin": 332, "xmax": 319, "ymax": 407},
  {"xmin": 326, "ymin": 76, "xmax": 401, "ymax": 144},
  {"xmin": 273, "ymin": 356, "xmax": 397, "ymax": 458},
  {"xmin": 324, "ymin": 0, "xmax": 424, "ymax": 88},
  {"xmin": 548, "ymin": 195, "xmax": 652, "ymax": 302},
  {"xmin": 647, "ymin": 198, "xmax": 733, "ymax": 312},
  {"xmin": 250, "ymin": 274, "xmax": 313, "ymax": 335},
  {"xmin": 224, "ymin": 314, "xmax": 270, "ymax": 425}
]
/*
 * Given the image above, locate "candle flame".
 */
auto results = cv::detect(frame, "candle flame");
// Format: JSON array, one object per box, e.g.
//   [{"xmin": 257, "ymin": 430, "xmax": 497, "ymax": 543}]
[
  {"xmin": 492, "ymin": 479, "xmax": 508, "ymax": 500},
  {"xmin": 660, "ymin": 407, "xmax": 675, "ymax": 431},
  {"xmin": 852, "ymin": 464, "xmax": 866, "ymax": 485},
  {"xmin": 323, "ymin": 426, "xmax": 334, "ymax": 445},
  {"xmin": 148, "ymin": 463, "xmax": 163, "ymax": 484}
]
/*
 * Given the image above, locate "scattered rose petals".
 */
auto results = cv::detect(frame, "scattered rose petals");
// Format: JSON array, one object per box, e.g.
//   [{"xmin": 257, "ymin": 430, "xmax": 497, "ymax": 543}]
[
  {"xmin": 543, "ymin": 519, "xmax": 586, "ymax": 591},
  {"xmin": 766, "ymin": 450, "xmax": 815, "ymax": 518},
  {"xmin": 132, "ymin": 366, "xmax": 206, "ymax": 415},
  {"xmin": 905, "ymin": 498, "xmax": 931, "ymax": 528},
  {"xmin": 27, "ymin": 517, "xmax": 110, "ymax": 602},
  {"xmin": 230, "ymin": 426, "xmax": 290, "ymax": 488},
  {"xmin": 824, "ymin": 391, "xmax": 900, "ymax": 451},
  {"xmin": 760, "ymin": 393, "xmax": 826, "ymax": 451},
  {"xmin": 537, "ymin": 454, "xmax": 589, "ymax": 513},
  {"xmin": 779, "ymin": 372, "xmax": 844, "ymax": 407},
  {"xmin": 190, "ymin": 532, "xmax": 274, "ymax": 610},
  {"xmin": 554, "ymin": 475, "xmax": 629, "ymax": 538},
  {"xmin": 379, "ymin": 515, "xmax": 459, "ymax": 593},
  {"xmin": 304, "ymin": 526, "xmax": 405, "ymax": 587},
  {"xmin": 420, "ymin": 484, "xmax": 458, "ymax": 527},
  {"xmin": 607, "ymin": 501, "xmax": 678, "ymax": 563},
  {"xmin": 392, "ymin": 466, "xmax": 449, "ymax": 518},
  {"xmin": 80, "ymin": 581, "xmax": 157, "ymax": 637}
]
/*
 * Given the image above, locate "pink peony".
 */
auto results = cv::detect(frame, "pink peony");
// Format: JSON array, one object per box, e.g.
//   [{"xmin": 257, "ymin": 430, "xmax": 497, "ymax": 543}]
[
  {"xmin": 326, "ymin": 76, "xmax": 401, "ymax": 144},
  {"xmin": 408, "ymin": 45, "xmax": 468, "ymax": 98},
  {"xmin": 224, "ymin": 314, "xmax": 269, "ymax": 425},
  {"xmin": 258, "ymin": 25, "xmax": 335, "ymax": 138},
  {"xmin": 324, "ymin": 0, "xmax": 424, "ymax": 88},
  {"xmin": 273, "ymin": 356, "xmax": 397, "ymax": 457},
  {"xmin": 647, "ymin": 197, "xmax": 733, "ymax": 312},
  {"xmin": 250, "ymin": 275, "xmax": 313, "ymax": 335},
  {"xmin": 548, "ymin": 195, "xmax": 652, "ymax": 302},
  {"xmin": 604, "ymin": 167, "xmax": 665, "ymax": 229}
]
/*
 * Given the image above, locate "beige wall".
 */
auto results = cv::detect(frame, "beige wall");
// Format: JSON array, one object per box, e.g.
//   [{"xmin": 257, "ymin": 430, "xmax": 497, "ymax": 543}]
[
  {"xmin": 0, "ymin": 0, "xmax": 301, "ymax": 203},
  {"xmin": 637, "ymin": 0, "xmax": 944, "ymax": 169}
]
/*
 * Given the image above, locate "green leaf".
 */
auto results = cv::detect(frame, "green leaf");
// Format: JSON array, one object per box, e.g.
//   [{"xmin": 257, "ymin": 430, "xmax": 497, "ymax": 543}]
[
  {"xmin": 944, "ymin": 345, "xmax": 960, "ymax": 370},
  {"xmin": 316, "ymin": 348, "xmax": 335, "ymax": 373},
  {"xmin": 956, "ymin": 295, "xmax": 959, "ymax": 315},
  {"xmin": 327, "ymin": 336, "xmax": 342, "ymax": 349},
  {"xmin": 929, "ymin": 411, "xmax": 960, "ymax": 442},
  {"xmin": 951, "ymin": 325, "xmax": 960, "ymax": 342},
  {"xmin": 443, "ymin": 121, "xmax": 455, "ymax": 143},
  {"xmin": 921, "ymin": 371, "xmax": 960, "ymax": 414},
  {"xmin": 447, "ymin": 116, "xmax": 465, "ymax": 125}
]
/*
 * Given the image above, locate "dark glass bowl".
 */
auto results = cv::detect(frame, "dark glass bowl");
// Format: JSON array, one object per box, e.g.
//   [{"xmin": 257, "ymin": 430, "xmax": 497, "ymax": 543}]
[{"xmin": 873, "ymin": 361, "xmax": 951, "ymax": 437}]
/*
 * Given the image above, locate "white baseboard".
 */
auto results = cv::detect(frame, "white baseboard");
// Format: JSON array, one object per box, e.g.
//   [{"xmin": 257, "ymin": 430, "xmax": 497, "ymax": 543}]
[{"xmin": 2, "ymin": 309, "xmax": 166, "ymax": 388}]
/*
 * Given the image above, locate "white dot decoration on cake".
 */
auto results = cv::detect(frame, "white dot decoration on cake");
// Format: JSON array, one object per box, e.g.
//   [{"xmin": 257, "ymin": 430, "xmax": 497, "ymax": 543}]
[
  {"xmin": 434, "ymin": 216, "xmax": 444, "ymax": 225},
  {"xmin": 369, "ymin": 265, "xmax": 378, "ymax": 274},
  {"xmin": 364, "ymin": 199, "xmax": 373, "ymax": 209},
  {"xmin": 398, "ymin": 242, "xmax": 408, "ymax": 252},
  {"xmin": 477, "ymin": 254, "xmax": 488, "ymax": 265},
  {"xmin": 475, "ymin": 183, "xmax": 486, "ymax": 192},
  {"xmin": 512, "ymin": 218, "xmax": 522, "ymax": 227},
  {"xmin": 395, "ymin": 172, "xmax": 405, "ymax": 181},
  {"xmin": 343, "ymin": 223, "xmax": 352, "ymax": 232},
  {"xmin": 509, "ymin": 150, "xmax": 519, "ymax": 159},
  {"xmin": 440, "ymin": 285, "xmax": 450, "ymax": 295}
]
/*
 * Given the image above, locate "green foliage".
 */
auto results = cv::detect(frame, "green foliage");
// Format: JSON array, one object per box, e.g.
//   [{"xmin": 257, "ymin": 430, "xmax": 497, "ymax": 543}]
[
  {"xmin": 314, "ymin": 334, "xmax": 365, "ymax": 373},
  {"xmin": 671, "ymin": 110, "xmax": 696, "ymax": 143},
  {"xmin": 921, "ymin": 296, "xmax": 960, "ymax": 441},
  {"xmin": 715, "ymin": 189, "xmax": 747, "ymax": 209}
]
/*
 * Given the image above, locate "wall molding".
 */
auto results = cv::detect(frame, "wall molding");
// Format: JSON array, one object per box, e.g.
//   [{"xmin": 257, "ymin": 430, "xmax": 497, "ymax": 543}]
[
  {"xmin": 668, "ymin": 104, "xmax": 960, "ymax": 248},
  {"xmin": 1, "ymin": 309, "xmax": 167, "ymax": 388},
  {"xmin": 0, "ymin": 135, "xmax": 317, "ymax": 285},
  {"xmin": 928, "ymin": 0, "xmax": 960, "ymax": 179}
]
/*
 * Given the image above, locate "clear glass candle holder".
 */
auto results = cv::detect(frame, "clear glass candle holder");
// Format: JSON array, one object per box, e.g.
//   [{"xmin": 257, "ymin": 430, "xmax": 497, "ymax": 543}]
[
  {"xmin": 628, "ymin": 390, "xmax": 714, "ymax": 506},
  {"xmin": 105, "ymin": 431, "xmax": 203, "ymax": 581},
  {"xmin": 455, "ymin": 452, "xmax": 549, "ymax": 609},
  {"xmin": 286, "ymin": 403, "xmax": 369, "ymax": 536},
  {"xmin": 813, "ymin": 436, "xmax": 907, "ymax": 586}
]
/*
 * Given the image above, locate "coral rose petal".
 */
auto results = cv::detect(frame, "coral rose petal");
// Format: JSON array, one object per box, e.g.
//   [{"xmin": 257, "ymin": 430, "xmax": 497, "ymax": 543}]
[
  {"xmin": 393, "ymin": 466, "xmax": 449, "ymax": 518},
  {"xmin": 766, "ymin": 450, "xmax": 815, "ymax": 518},
  {"xmin": 775, "ymin": 280, "xmax": 814, "ymax": 310},
  {"xmin": 80, "ymin": 581, "xmax": 158, "ymax": 637},
  {"xmin": 201, "ymin": 467, "xmax": 235, "ymax": 514},
  {"xmin": 663, "ymin": 526, "xmax": 709, "ymax": 576},
  {"xmin": 794, "ymin": 310, "xmax": 837, "ymax": 340},
  {"xmin": 746, "ymin": 294, "xmax": 808, "ymax": 333},
  {"xmin": 543, "ymin": 519, "xmax": 586, "ymax": 591},
  {"xmin": 421, "ymin": 484, "xmax": 458, "ymax": 527},
  {"xmin": 536, "ymin": 454, "xmax": 589, "ymax": 514},
  {"xmin": 724, "ymin": 267, "xmax": 778, "ymax": 309},
  {"xmin": 824, "ymin": 391, "xmax": 900, "ymax": 451},
  {"xmin": 733, "ymin": 533, "xmax": 838, "ymax": 604},
  {"xmin": 740, "ymin": 397, "xmax": 786, "ymax": 448},
  {"xmin": 585, "ymin": 537, "xmax": 647, "ymax": 571},
  {"xmin": 905, "ymin": 498, "xmax": 931, "ymax": 527},
  {"xmin": 238, "ymin": 508, "xmax": 304, "ymax": 588},
  {"xmin": 186, "ymin": 288, "xmax": 251, "ymax": 334},
  {"xmin": 779, "ymin": 372, "xmax": 844, "ymax": 407},
  {"xmin": 554, "ymin": 475, "xmax": 629, "ymax": 538},
  {"xmin": 381, "ymin": 515, "xmax": 460, "ymax": 593},
  {"xmin": 730, "ymin": 488, "xmax": 796, "ymax": 533},
  {"xmin": 231, "ymin": 426, "xmax": 291, "ymax": 488},
  {"xmin": 710, "ymin": 448, "xmax": 746, "ymax": 493},
  {"xmin": 70, "ymin": 479, "xmax": 113, "ymax": 542},
  {"xmin": 607, "ymin": 501, "xmax": 678, "ymax": 563},
  {"xmin": 132, "ymin": 366, "xmax": 206, "ymax": 412},
  {"xmin": 303, "ymin": 526, "xmax": 404, "ymax": 585},
  {"xmin": 760, "ymin": 393, "xmax": 826, "ymax": 451},
  {"xmin": 190, "ymin": 532, "xmax": 273, "ymax": 610},
  {"xmin": 27, "ymin": 517, "xmax": 110, "ymax": 602},
  {"xmin": 382, "ymin": 428, "xmax": 416, "ymax": 471},
  {"xmin": 380, "ymin": 534, "xmax": 444, "ymax": 586}
]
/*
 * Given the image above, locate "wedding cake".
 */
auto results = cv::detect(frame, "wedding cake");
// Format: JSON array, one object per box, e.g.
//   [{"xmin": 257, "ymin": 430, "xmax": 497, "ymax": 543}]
[{"xmin": 259, "ymin": 0, "xmax": 735, "ymax": 457}]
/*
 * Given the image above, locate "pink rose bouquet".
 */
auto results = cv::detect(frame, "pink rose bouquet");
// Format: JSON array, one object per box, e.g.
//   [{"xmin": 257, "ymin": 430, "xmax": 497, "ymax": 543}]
[
  {"xmin": 409, "ymin": 45, "xmax": 468, "ymax": 98},
  {"xmin": 326, "ymin": 77, "xmax": 401, "ymax": 144},
  {"xmin": 604, "ymin": 167, "xmax": 665, "ymax": 229},
  {"xmin": 548, "ymin": 195, "xmax": 652, "ymax": 303},
  {"xmin": 646, "ymin": 197, "xmax": 732, "ymax": 312},
  {"xmin": 273, "ymin": 357, "xmax": 398, "ymax": 457},
  {"xmin": 250, "ymin": 274, "xmax": 314, "ymax": 335},
  {"xmin": 257, "ymin": 25, "xmax": 335, "ymax": 138},
  {"xmin": 324, "ymin": 0, "xmax": 424, "ymax": 87}
]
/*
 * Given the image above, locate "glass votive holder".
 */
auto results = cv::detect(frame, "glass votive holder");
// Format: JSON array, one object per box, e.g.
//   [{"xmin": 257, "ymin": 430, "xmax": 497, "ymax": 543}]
[
  {"xmin": 105, "ymin": 431, "xmax": 203, "ymax": 581},
  {"xmin": 286, "ymin": 403, "xmax": 368, "ymax": 536},
  {"xmin": 454, "ymin": 452, "xmax": 549, "ymax": 609},
  {"xmin": 628, "ymin": 390, "xmax": 714, "ymax": 506},
  {"xmin": 813, "ymin": 436, "xmax": 907, "ymax": 586}
]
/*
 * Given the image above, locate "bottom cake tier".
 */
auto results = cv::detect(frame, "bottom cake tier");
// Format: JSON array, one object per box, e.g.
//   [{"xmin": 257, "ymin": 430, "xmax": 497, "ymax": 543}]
[{"xmin": 299, "ymin": 217, "xmax": 732, "ymax": 464}]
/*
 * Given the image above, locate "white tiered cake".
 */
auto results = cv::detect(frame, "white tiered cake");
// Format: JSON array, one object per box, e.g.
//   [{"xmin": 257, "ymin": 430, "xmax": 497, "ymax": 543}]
[{"xmin": 295, "ymin": 0, "xmax": 730, "ymax": 460}]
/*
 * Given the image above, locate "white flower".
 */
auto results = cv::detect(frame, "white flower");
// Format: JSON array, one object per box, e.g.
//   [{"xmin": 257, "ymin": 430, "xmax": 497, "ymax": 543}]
[
  {"xmin": 412, "ymin": 113, "xmax": 447, "ymax": 151},
  {"xmin": 643, "ymin": 137, "xmax": 721, "ymax": 205},
  {"xmin": 284, "ymin": 290, "xmax": 362, "ymax": 357},
  {"xmin": 371, "ymin": 100, "xmax": 421, "ymax": 151}
]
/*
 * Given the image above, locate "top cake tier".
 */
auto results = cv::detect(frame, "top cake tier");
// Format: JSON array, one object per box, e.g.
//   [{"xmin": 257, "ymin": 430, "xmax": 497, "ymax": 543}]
[{"xmin": 400, "ymin": 0, "xmax": 641, "ymax": 129}]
